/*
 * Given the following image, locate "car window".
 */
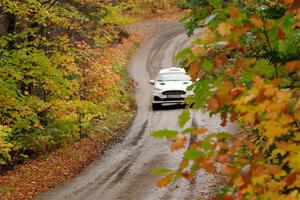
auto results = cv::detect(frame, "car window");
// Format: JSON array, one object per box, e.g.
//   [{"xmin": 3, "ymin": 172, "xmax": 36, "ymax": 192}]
[{"xmin": 157, "ymin": 73, "xmax": 191, "ymax": 82}]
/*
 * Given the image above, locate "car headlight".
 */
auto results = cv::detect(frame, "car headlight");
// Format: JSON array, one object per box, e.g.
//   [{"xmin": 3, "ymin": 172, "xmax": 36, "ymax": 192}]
[{"xmin": 154, "ymin": 87, "xmax": 162, "ymax": 91}]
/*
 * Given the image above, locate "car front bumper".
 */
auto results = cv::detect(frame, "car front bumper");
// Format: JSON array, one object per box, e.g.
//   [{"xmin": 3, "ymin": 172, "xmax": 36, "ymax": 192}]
[{"xmin": 152, "ymin": 91, "xmax": 192, "ymax": 104}]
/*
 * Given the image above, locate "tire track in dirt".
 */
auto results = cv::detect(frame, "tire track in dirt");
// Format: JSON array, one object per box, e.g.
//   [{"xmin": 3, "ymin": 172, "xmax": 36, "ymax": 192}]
[{"xmin": 35, "ymin": 21, "xmax": 237, "ymax": 200}]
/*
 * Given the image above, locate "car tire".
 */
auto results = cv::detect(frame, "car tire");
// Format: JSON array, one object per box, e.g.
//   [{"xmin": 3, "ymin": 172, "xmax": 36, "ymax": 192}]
[{"xmin": 152, "ymin": 103, "xmax": 161, "ymax": 110}]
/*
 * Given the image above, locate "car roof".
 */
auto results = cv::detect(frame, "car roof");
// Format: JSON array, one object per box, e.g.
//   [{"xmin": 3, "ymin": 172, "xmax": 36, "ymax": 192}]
[{"xmin": 158, "ymin": 67, "xmax": 186, "ymax": 74}]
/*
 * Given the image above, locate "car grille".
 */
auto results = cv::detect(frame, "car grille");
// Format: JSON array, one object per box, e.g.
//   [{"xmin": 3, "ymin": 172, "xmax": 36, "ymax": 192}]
[
  {"xmin": 162, "ymin": 90, "xmax": 186, "ymax": 95},
  {"xmin": 165, "ymin": 98, "xmax": 185, "ymax": 101},
  {"xmin": 154, "ymin": 96, "xmax": 184, "ymax": 101}
]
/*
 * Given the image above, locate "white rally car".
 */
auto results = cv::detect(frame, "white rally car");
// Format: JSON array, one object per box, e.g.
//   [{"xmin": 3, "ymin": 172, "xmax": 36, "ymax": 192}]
[{"xmin": 150, "ymin": 67, "xmax": 193, "ymax": 110}]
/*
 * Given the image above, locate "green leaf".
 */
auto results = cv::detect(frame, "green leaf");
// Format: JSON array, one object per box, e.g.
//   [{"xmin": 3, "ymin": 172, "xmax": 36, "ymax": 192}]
[
  {"xmin": 216, "ymin": 132, "xmax": 233, "ymax": 141},
  {"xmin": 178, "ymin": 109, "xmax": 190, "ymax": 128},
  {"xmin": 201, "ymin": 59, "xmax": 213, "ymax": 71},
  {"xmin": 201, "ymin": 137, "xmax": 211, "ymax": 151},
  {"xmin": 182, "ymin": 128, "xmax": 195, "ymax": 134},
  {"xmin": 152, "ymin": 167, "xmax": 172, "ymax": 175},
  {"xmin": 193, "ymin": 78, "xmax": 214, "ymax": 109},
  {"xmin": 152, "ymin": 129, "xmax": 178, "ymax": 139},
  {"xmin": 241, "ymin": 71, "xmax": 254, "ymax": 84},
  {"xmin": 255, "ymin": 59, "xmax": 275, "ymax": 78},
  {"xmin": 209, "ymin": 0, "xmax": 221, "ymax": 9},
  {"xmin": 175, "ymin": 47, "xmax": 191, "ymax": 60},
  {"xmin": 184, "ymin": 148, "xmax": 204, "ymax": 160}
]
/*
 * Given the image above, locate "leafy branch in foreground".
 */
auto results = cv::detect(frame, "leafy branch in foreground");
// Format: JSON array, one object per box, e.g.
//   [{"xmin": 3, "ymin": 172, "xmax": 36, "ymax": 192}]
[{"xmin": 154, "ymin": 0, "xmax": 300, "ymax": 199}]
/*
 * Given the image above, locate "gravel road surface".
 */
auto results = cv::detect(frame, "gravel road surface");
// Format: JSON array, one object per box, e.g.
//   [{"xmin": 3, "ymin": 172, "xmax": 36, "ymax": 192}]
[{"xmin": 35, "ymin": 20, "xmax": 237, "ymax": 200}]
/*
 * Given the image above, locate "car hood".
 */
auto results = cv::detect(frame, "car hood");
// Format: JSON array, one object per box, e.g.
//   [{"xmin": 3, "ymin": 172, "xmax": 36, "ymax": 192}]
[{"xmin": 155, "ymin": 81, "xmax": 192, "ymax": 91}]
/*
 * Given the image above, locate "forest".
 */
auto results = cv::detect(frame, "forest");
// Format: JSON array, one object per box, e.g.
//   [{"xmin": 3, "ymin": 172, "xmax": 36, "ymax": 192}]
[
  {"xmin": 0, "ymin": 0, "xmax": 300, "ymax": 199},
  {"xmin": 0, "ymin": 0, "xmax": 175, "ymax": 165}
]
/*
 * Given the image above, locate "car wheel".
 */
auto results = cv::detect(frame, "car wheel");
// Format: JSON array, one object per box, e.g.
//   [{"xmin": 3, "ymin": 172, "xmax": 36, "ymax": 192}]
[{"xmin": 152, "ymin": 103, "xmax": 161, "ymax": 110}]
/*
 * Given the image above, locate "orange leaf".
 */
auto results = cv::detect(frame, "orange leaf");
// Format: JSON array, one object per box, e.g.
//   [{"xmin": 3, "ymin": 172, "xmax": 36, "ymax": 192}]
[
  {"xmin": 217, "ymin": 154, "xmax": 229, "ymax": 163},
  {"xmin": 265, "ymin": 21, "xmax": 273, "ymax": 30},
  {"xmin": 224, "ymin": 165, "xmax": 238, "ymax": 177},
  {"xmin": 221, "ymin": 111, "xmax": 228, "ymax": 127},
  {"xmin": 191, "ymin": 45, "xmax": 205, "ymax": 55},
  {"xmin": 208, "ymin": 97, "xmax": 220, "ymax": 112},
  {"xmin": 286, "ymin": 172, "xmax": 297, "ymax": 186},
  {"xmin": 171, "ymin": 135, "xmax": 186, "ymax": 151},
  {"xmin": 230, "ymin": 87, "xmax": 244, "ymax": 98},
  {"xmin": 291, "ymin": 1, "xmax": 300, "ymax": 11},
  {"xmin": 218, "ymin": 142, "xmax": 229, "ymax": 150},
  {"xmin": 156, "ymin": 174, "xmax": 173, "ymax": 188},
  {"xmin": 288, "ymin": 4, "xmax": 300, "ymax": 19},
  {"xmin": 277, "ymin": 28, "xmax": 285, "ymax": 40},
  {"xmin": 250, "ymin": 14, "xmax": 264, "ymax": 28},
  {"xmin": 223, "ymin": 80, "xmax": 234, "ymax": 91},
  {"xmin": 217, "ymin": 22, "xmax": 233, "ymax": 36},
  {"xmin": 271, "ymin": 78, "xmax": 283, "ymax": 86},
  {"xmin": 179, "ymin": 159, "xmax": 189, "ymax": 171},
  {"xmin": 230, "ymin": 111, "xmax": 238, "ymax": 122},
  {"xmin": 285, "ymin": 60, "xmax": 300, "ymax": 72},
  {"xmin": 223, "ymin": 195, "xmax": 234, "ymax": 200},
  {"xmin": 201, "ymin": 158, "xmax": 216, "ymax": 173},
  {"xmin": 268, "ymin": 165, "xmax": 283, "ymax": 174},
  {"xmin": 202, "ymin": 28, "xmax": 216, "ymax": 43},
  {"xmin": 284, "ymin": 0, "xmax": 294, "ymax": 4},
  {"xmin": 189, "ymin": 62, "xmax": 200, "ymax": 81},
  {"xmin": 296, "ymin": 9, "xmax": 300, "ymax": 18},
  {"xmin": 182, "ymin": 172, "xmax": 194, "ymax": 180},
  {"xmin": 214, "ymin": 55, "xmax": 227, "ymax": 68},
  {"xmin": 236, "ymin": 58, "xmax": 256, "ymax": 69},
  {"xmin": 192, "ymin": 128, "xmax": 207, "ymax": 135},
  {"xmin": 230, "ymin": 6, "xmax": 239, "ymax": 18}
]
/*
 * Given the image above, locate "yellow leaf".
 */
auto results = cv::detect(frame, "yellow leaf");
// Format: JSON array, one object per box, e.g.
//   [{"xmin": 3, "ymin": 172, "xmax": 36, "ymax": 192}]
[
  {"xmin": 217, "ymin": 22, "xmax": 233, "ymax": 36},
  {"xmin": 284, "ymin": 153, "xmax": 300, "ymax": 171},
  {"xmin": 252, "ymin": 174, "xmax": 270, "ymax": 185},
  {"xmin": 192, "ymin": 128, "xmax": 207, "ymax": 135},
  {"xmin": 156, "ymin": 174, "xmax": 173, "ymax": 188},
  {"xmin": 179, "ymin": 159, "xmax": 189, "ymax": 171},
  {"xmin": 171, "ymin": 135, "xmax": 186, "ymax": 151},
  {"xmin": 191, "ymin": 45, "xmax": 205, "ymax": 55},
  {"xmin": 242, "ymin": 111, "xmax": 255, "ymax": 125},
  {"xmin": 201, "ymin": 28, "xmax": 216, "ymax": 43},
  {"xmin": 263, "ymin": 120, "xmax": 287, "ymax": 138},
  {"xmin": 250, "ymin": 14, "xmax": 264, "ymax": 28}
]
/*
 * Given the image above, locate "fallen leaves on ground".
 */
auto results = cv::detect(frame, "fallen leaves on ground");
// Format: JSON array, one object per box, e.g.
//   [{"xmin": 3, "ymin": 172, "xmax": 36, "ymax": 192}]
[{"xmin": 0, "ymin": 33, "xmax": 145, "ymax": 200}]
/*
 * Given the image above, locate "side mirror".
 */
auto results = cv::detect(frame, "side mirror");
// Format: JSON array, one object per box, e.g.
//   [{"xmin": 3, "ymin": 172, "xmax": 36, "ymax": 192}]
[{"xmin": 149, "ymin": 80, "xmax": 154, "ymax": 85}]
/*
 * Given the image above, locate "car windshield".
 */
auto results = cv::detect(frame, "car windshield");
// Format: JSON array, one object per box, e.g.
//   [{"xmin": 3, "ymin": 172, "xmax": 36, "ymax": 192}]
[{"xmin": 157, "ymin": 73, "xmax": 191, "ymax": 82}]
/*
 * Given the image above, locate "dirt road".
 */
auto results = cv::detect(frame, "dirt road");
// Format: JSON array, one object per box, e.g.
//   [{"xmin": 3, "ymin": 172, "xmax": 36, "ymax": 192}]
[{"xmin": 36, "ymin": 21, "xmax": 237, "ymax": 200}]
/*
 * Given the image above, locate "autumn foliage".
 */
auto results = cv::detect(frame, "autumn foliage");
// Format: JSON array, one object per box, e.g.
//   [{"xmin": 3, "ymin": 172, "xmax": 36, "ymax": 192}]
[
  {"xmin": 0, "ymin": 0, "xmax": 150, "ymax": 166},
  {"xmin": 153, "ymin": 0, "xmax": 300, "ymax": 199}
]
